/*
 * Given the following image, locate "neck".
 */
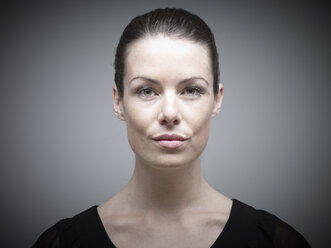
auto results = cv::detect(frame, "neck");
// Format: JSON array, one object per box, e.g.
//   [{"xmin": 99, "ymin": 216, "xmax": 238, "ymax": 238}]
[{"xmin": 123, "ymin": 157, "xmax": 211, "ymax": 213}]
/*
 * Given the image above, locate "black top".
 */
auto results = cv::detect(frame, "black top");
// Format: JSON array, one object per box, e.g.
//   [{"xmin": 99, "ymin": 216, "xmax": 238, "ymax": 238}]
[{"xmin": 32, "ymin": 199, "xmax": 311, "ymax": 247}]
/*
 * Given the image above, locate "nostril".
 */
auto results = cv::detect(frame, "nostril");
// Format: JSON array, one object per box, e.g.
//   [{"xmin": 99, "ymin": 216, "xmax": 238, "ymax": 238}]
[
  {"xmin": 160, "ymin": 117, "xmax": 180, "ymax": 126},
  {"xmin": 161, "ymin": 119, "xmax": 168, "ymax": 125}
]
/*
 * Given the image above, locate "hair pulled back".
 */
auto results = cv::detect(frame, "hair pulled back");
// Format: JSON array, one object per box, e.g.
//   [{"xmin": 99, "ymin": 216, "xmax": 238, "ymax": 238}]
[{"xmin": 114, "ymin": 8, "xmax": 220, "ymax": 98}]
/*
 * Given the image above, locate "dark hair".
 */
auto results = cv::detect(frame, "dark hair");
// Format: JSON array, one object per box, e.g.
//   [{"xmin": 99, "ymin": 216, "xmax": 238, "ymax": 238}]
[{"xmin": 114, "ymin": 8, "xmax": 220, "ymax": 98}]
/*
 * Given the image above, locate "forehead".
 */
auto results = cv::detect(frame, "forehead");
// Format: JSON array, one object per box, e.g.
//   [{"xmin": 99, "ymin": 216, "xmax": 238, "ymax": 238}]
[{"xmin": 124, "ymin": 35, "xmax": 212, "ymax": 84}]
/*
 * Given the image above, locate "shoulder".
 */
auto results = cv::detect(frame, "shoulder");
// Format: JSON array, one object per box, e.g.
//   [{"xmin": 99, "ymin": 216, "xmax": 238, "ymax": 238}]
[
  {"xmin": 32, "ymin": 217, "xmax": 77, "ymax": 248},
  {"xmin": 228, "ymin": 199, "xmax": 311, "ymax": 248},
  {"xmin": 32, "ymin": 206, "xmax": 103, "ymax": 248}
]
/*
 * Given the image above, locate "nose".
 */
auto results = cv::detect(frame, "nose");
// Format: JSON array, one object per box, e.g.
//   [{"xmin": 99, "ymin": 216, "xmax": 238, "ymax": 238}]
[{"xmin": 158, "ymin": 92, "xmax": 182, "ymax": 127}]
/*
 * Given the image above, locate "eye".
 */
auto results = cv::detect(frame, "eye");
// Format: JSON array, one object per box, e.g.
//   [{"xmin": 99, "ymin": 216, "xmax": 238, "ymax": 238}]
[
  {"xmin": 137, "ymin": 87, "xmax": 157, "ymax": 98},
  {"xmin": 182, "ymin": 87, "xmax": 203, "ymax": 97}
]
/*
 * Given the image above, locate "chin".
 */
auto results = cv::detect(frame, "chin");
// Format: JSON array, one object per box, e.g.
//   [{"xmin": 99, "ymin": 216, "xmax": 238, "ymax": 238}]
[{"xmin": 143, "ymin": 154, "xmax": 198, "ymax": 170}]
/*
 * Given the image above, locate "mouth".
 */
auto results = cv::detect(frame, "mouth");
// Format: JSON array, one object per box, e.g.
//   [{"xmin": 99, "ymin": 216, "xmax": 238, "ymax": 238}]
[{"xmin": 152, "ymin": 134, "xmax": 188, "ymax": 149}]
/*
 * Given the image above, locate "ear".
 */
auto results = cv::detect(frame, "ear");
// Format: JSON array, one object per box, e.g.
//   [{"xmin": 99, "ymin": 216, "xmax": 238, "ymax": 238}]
[
  {"xmin": 211, "ymin": 83, "xmax": 224, "ymax": 118},
  {"xmin": 112, "ymin": 85, "xmax": 125, "ymax": 121}
]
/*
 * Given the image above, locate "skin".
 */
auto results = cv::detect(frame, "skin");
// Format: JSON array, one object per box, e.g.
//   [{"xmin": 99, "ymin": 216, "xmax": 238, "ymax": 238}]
[{"xmin": 98, "ymin": 35, "xmax": 232, "ymax": 248}]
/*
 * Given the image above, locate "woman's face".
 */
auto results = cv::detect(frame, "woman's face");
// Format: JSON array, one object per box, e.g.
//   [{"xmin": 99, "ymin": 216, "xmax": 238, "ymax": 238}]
[{"xmin": 113, "ymin": 35, "xmax": 223, "ymax": 169}]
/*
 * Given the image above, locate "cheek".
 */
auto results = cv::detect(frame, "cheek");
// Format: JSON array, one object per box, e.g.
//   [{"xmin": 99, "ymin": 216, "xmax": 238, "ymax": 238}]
[
  {"xmin": 193, "ymin": 116, "xmax": 211, "ymax": 145},
  {"xmin": 124, "ymin": 98, "xmax": 150, "ymax": 130},
  {"xmin": 126, "ymin": 110, "xmax": 147, "ymax": 133},
  {"xmin": 124, "ymin": 103, "xmax": 154, "ymax": 150},
  {"xmin": 184, "ymin": 100, "xmax": 213, "ymax": 144},
  {"xmin": 185, "ymin": 99, "xmax": 213, "ymax": 127}
]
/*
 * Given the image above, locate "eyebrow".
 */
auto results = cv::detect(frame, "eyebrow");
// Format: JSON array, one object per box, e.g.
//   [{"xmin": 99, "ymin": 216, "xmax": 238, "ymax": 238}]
[{"xmin": 129, "ymin": 76, "xmax": 209, "ymax": 85}]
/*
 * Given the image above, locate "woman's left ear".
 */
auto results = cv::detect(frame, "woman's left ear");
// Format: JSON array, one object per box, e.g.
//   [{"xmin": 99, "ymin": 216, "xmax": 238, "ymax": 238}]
[{"xmin": 211, "ymin": 83, "xmax": 224, "ymax": 118}]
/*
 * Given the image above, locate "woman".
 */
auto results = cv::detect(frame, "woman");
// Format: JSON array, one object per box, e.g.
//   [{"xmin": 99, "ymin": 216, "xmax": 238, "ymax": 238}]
[{"xmin": 33, "ymin": 8, "xmax": 311, "ymax": 248}]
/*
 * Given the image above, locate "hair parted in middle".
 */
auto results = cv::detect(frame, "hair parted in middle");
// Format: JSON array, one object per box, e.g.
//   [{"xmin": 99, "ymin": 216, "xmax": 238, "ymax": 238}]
[{"xmin": 114, "ymin": 8, "xmax": 220, "ymax": 98}]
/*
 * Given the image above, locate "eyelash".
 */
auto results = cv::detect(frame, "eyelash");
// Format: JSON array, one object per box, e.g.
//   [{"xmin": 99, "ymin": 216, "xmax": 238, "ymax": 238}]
[
  {"xmin": 181, "ymin": 87, "xmax": 204, "ymax": 96},
  {"xmin": 137, "ymin": 87, "xmax": 157, "ymax": 98},
  {"xmin": 136, "ymin": 86, "xmax": 204, "ymax": 98}
]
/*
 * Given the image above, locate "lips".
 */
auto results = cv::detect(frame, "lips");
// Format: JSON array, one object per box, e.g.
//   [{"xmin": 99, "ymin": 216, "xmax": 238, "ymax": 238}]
[{"xmin": 152, "ymin": 134, "xmax": 187, "ymax": 149}]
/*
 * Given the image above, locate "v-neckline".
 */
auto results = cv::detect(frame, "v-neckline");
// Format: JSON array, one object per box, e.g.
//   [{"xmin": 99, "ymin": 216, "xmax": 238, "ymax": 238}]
[{"xmin": 86, "ymin": 199, "xmax": 239, "ymax": 247}]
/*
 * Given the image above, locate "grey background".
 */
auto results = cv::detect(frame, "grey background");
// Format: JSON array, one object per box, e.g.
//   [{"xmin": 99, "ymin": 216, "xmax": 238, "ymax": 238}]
[{"xmin": 1, "ymin": 0, "xmax": 330, "ymax": 247}]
